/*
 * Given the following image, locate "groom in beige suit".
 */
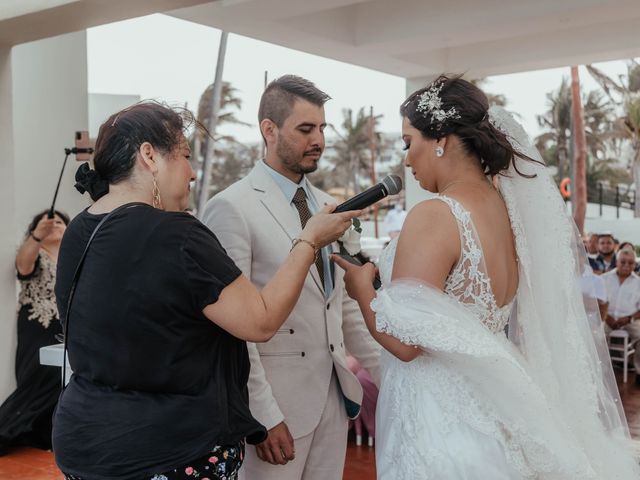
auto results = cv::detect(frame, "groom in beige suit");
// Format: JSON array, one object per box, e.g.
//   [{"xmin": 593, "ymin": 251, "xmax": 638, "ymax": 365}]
[{"xmin": 202, "ymin": 75, "xmax": 380, "ymax": 479}]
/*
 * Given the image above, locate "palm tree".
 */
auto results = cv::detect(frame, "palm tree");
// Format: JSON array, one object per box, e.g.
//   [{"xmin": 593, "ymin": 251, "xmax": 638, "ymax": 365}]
[
  {"xmin": 471, "ymin": 77, "xmax": 508, "ymax": 107},
  {"xmin": 570, "ymin": 67, "xmax": 587, "ymax": 234},
  {"xmin": 190, "ymin": 81, "xmax": 251, "ymax": 204},
  {"xmin": 208, "ymin": 143, "xmax": 259, "ymax": 197},
  {"xmin": 586, "ymin": 157, "xmax": 631, "ymax": 194},
  {"xmin": 536, "ymin": 75, "xmax": 635, "ymax": 216},
  {"xmin": 587, "ymin": 60, "xmax": 640, "ymax": 216},
  {"xmin": 196, "ymin": 81, "xmax": 250, "ymax": 138},
  {"xmin": 536, "ymin": 78, "xmax": 572, "ymax": 180},
  {"xmin": 328, "ymin": 107, "xmax": 383, "ymax": 196}
]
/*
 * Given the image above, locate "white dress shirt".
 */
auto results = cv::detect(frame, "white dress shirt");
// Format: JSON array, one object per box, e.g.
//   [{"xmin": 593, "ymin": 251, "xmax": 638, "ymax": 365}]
[
  {"xmin": 602, "ymin": 270, "xmax": 640, "ymax": 319},
  {"xmin": 581, "ymin": 270, "xmax": 607, "ymax": 303}
]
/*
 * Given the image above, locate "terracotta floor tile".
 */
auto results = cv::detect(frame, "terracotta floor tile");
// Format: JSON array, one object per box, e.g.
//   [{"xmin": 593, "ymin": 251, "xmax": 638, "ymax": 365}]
[{"xmin": 0, "ymin": 369, "xmax": 638, "ymax": 480}]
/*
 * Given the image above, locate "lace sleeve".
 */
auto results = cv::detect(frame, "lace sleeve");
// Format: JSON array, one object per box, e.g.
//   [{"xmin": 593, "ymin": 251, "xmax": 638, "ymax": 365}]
[{"xmin": 371, "ymin": 280, "xmax": 518, "ymax": 362}]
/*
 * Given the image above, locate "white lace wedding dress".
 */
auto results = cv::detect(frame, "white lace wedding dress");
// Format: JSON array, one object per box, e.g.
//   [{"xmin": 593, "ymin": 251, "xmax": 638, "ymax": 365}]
[
  {"xmin": 373, "ymin": 195, "xmax": 636, "ymax": 479},
  {"xmin": 370, "ymin": 107, "xmax": 640, "ymax": 479}
]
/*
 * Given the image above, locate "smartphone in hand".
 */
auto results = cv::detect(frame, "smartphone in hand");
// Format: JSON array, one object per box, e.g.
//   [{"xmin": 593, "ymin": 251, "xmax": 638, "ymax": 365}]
[{"xmin": 333, "ymin": 253, "xmax": 382, "ymax": 290}]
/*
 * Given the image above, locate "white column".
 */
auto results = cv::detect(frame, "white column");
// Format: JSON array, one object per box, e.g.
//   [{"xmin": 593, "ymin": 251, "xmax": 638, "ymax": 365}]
[
  {"xmin": 0, "ymin": 45, "xmax": 18, "ymax": 401},
  {"xmin": 0, "ymin": 31, "xmax": 89, "ymax": 403},
  {"xmin": 12, "ymin": 31, "xmax": 90, "ymax": 227},
  {"xmin": 404, "ymin": 75, "xmax": 439, "ymax": 209}
]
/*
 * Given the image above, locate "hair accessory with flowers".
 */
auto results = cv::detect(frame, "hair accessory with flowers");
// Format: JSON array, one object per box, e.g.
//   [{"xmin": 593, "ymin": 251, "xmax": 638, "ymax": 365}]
[{"xmin": 415, "ymin": 80, "xmax": 461, "ymax": 131}]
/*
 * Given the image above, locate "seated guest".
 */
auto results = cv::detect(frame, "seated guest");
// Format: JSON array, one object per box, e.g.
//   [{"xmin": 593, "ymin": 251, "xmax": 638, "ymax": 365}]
[
  {"xmin": 581, "ymin": 268, "xmax": 608, "ymax": 321},
  {"xmin": 53, "ymin": 102, "xmax": 360, "ymax": 480},
  {"xmin": 585, "ymin": 233, "xmax": 599, "ymax": 258},
  {"xmin": 618, "ymin": 242, "xmax": 640, "ymax": 273},
  {"xmin": 592, "ymin": 233, "xmax": 617, "ymax": 274},
  {"xmin": 602, "ymin": 249, "xmax": 640, "ymax": 384},
  {"xmin": 584, "ymin": 233, "xmax": 600, "ymax": 272},
  {"xmin": 0, "ymin": 209, "xmax": 69, "ymax": 454},
  {"xmin": 619, "ymin": 241, "xmax": 635, "ymax": 252}
]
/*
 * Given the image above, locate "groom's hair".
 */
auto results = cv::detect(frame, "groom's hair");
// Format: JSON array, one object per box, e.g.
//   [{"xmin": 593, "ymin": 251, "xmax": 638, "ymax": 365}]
[{"xmin": 258, "ymin": 75, "xmax": 331, "ymax": 128}]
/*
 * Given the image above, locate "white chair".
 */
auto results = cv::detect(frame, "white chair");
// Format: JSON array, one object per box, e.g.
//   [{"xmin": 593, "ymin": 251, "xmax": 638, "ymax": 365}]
[{"xmin": 608, "ymin": 329, "xmax": 637, "ymax": 383}]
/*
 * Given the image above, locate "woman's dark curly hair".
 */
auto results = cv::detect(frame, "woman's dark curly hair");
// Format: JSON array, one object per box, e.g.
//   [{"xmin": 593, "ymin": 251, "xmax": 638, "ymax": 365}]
[
  {"xmin": 400, "ymin": 74, "xmax": 538, "ymax": 176},
  {"xmin": 75, "ymin": 101, "xmax": 197, "ymax": 201}
]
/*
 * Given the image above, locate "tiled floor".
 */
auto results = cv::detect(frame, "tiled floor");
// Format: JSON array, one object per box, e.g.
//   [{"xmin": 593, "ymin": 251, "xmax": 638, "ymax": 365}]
[
  {"xmin": 0, "ymin": 441, "xmax": 376, "ymax": 480},
  {"xmin": 1, "ymin": 370, "xmax": 638, "ymax": 480},
  {"xmin": 343, "ymin": 438, "xmax": 376, "ymax": 480},
  {"xmin": 0, "ymin": 446, "xmax": 62, "ymax": 480}
]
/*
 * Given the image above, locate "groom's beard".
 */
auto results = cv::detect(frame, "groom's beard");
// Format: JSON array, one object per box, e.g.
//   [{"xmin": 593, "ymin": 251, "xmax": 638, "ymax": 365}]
[{"xmin": 276, "ymin": 138, "xmax": 320, "ymax": 175}]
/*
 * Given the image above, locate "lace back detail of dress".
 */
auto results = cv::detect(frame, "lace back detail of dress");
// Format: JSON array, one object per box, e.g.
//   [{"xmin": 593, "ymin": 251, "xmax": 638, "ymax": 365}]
[{"xmin": 379, "ymin": 195, "xmax": 512, "ymax": 334}]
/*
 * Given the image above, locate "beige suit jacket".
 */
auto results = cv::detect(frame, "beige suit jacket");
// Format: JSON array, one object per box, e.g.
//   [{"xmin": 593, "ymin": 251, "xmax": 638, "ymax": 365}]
[{"xmin": 201, "ymin": 164, "xmax": 380, "ymax": 439}]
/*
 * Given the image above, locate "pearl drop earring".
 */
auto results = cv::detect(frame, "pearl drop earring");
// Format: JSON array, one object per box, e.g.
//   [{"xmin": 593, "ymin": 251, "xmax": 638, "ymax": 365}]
[{"xmin": 435, "ymin": 146, "xmax": 444, "ymax": 157}]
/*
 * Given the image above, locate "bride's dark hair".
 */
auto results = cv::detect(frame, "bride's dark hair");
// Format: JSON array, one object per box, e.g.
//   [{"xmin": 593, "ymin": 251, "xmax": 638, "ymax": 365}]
[{"xmin": 400, "ymin": 74, "xmax": 538, "ymax": 177}]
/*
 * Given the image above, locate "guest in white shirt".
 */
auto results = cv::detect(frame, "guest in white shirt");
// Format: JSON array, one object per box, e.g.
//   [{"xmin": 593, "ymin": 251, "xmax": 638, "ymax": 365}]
[
  {"xmin": 581, "ymin": 269, "xmax": 608, "ymax": 320},
  {"xmin": 382, "ymin": 204, "xmax": 407, "ymax": 239},
  {"xmin": 602, "ymin": 249, "xmax": 640, "ymax": 383}
]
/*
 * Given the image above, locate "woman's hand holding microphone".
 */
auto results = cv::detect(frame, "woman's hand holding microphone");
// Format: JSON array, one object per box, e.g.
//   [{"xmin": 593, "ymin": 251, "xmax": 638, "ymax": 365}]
[{"xmin": 292, "ymin": 204, "xmax": 362, "ymax": 258}]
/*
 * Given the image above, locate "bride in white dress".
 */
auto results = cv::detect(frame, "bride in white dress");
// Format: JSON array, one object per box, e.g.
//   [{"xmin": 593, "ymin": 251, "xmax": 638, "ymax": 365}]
[{"xmin": 332, "ymin": 75, "xmax": 640, "ymax": 479}]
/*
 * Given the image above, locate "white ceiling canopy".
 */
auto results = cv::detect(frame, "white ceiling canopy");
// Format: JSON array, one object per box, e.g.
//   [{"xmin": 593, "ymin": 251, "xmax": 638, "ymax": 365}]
[
  {"xmin": 1, "ymin": 0, "xmax": 638, "ymax": 78},
  {"xmin": 169, "ymin": 0, "xmax": 640, "ymax": 78},
  {"xmin": 0, "ymin": 0, "xmax": 212, "ymax": 46}
]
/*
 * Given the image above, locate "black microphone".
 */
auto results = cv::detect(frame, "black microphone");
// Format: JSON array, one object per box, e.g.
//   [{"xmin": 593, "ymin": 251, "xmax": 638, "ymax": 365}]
[{"xmin": 334, "ymin": 175, "xmax": 403, "ymax": 213}]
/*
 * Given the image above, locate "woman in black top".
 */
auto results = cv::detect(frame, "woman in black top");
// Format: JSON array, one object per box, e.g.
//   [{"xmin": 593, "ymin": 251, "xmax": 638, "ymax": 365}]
[
  {"xmin": 0, "ymin": 210, "xmax": 68, "ymax": 454},
  {"xmin": 53, "ymin": 102, "xmax": 359, "ymax": 480}
]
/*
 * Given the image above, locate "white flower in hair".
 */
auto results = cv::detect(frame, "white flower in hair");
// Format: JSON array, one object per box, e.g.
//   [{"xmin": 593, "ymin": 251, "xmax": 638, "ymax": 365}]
[{"xmin": 416, "ymin": 81, "xmax": 461, "ymax": 130}]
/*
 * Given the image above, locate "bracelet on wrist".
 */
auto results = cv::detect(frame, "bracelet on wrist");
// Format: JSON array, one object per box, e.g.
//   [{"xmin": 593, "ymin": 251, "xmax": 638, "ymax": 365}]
[
  {"xmin": 29, "ymin": 232, "xmax": 42, "ymax": 243},
  {"xmin": 291, "ymin": 238, "xmax": 319, "ymax": 260}
]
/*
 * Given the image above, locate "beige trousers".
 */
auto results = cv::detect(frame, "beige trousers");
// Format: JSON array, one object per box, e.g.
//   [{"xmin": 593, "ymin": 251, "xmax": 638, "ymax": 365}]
[{"xmin": 239, "ymin": 372, "xmax": 349, "ymax": 480}]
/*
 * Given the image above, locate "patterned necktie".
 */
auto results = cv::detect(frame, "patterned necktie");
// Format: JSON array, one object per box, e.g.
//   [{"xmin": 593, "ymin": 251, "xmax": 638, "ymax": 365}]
[{"xmin": 292, "ymin": 187, "xmax": 325, "ymax": 289}]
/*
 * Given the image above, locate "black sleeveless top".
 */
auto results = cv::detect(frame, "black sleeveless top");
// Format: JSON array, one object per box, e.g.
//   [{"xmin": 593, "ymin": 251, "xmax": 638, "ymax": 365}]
[{"xmin": 53, "ymin": 204, "xmax": 266, "ymax": 480}]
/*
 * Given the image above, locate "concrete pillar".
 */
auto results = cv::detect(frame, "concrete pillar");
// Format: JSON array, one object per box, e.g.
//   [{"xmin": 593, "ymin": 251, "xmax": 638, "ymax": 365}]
[
  {"xmin": 0, "ymin": 31, "xmax": 89, "ymax": 403},
  {"xmin": 404, "ymin": 75, "xmax": 439, "ymax": 209},
  {"xmin": 12, "ymin": 31, "xmax": 90, "ymax": 228},
  {"xmin": 0, "ymin": 45, "xmax": 18, "ymax": 401}
]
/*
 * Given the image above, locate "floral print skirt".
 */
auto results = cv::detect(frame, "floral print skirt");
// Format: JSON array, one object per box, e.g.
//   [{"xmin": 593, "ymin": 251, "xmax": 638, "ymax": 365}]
[{"xmin": 63, "ymin": 441, "xmax": 245, "ymax": 480}]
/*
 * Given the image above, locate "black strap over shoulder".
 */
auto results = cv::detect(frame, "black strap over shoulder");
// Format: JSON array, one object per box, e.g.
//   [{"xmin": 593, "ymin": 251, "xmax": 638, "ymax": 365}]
[{"xmin": 61, "ymin": 203, "xmax": 144, "ymax": 388}]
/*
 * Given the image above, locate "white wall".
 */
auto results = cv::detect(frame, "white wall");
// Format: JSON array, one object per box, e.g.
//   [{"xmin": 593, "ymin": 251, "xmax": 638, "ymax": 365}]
[
  {"xmin": 89, "ymin": 93, "xmax": 140, "ymax": 138},
  {"xmin": 0, "ymin": 46, "xmax": 18, "ymax": 401},
  {"xmin": 12, "ymin": 31, "xmax": 90, "ymax": 229},
  {"xmin": 0, "ymin": 31, "xmax": 89, "ymax": 402}
]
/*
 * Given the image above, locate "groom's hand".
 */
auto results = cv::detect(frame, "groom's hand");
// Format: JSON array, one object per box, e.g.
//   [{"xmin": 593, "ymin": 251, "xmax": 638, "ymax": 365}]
[{"xmin": 256, "ymin": 421, "xmax": 295, "ymax": 465}]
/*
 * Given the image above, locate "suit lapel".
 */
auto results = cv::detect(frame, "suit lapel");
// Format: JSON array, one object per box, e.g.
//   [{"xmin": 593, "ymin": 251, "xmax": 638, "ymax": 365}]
[{"xmin": 250, "ymin": 164, "xmax": 325, "ymax": 295}]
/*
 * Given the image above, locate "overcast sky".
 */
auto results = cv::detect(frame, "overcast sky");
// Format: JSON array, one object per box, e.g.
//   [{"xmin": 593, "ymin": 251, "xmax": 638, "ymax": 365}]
[{"xmin": 87, "ymin": 13, "xmax": 632, "ymax": 145}]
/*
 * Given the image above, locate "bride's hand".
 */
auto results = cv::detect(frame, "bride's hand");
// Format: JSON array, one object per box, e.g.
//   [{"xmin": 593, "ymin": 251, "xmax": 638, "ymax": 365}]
[{"xmin": 331, "ymin": 254, "xmax": 377, "ymax": 301}]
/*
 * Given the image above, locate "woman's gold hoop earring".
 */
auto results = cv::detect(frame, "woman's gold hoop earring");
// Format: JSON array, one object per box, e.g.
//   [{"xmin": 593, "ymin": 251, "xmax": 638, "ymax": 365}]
[
  {"xmin": 152, "ymin": 177, "xmax": 163, "ymax": 210},
  {"xmin": 435, "ymin": 146, "xmax": 444, "ymax": 157}
]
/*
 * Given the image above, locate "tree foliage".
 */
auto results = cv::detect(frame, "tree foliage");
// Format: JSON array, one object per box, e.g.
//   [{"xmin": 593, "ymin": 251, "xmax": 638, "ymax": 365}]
[
  {"xmin": 586, "ymin": 60, "xmax": 640, "ymax": 215},
  {"xmin": 535, "ymin": 75, "xmax": 631, "ymax": 194},
  {"xmin": 190, "ymin": 81, "xmax": 251, "ymax": 204},
  {"xmin": 326, "ymin": 107, "xmax": 383, "ymax": 195}
]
